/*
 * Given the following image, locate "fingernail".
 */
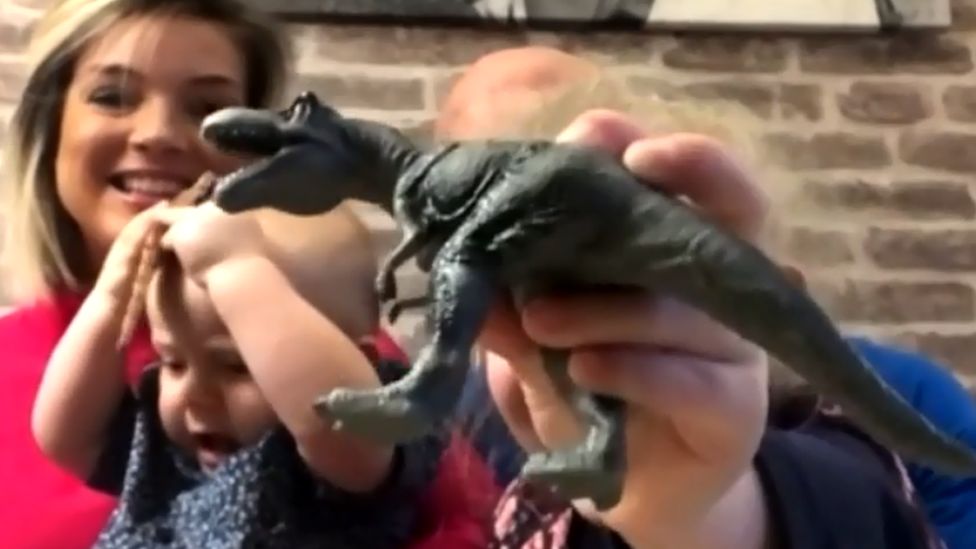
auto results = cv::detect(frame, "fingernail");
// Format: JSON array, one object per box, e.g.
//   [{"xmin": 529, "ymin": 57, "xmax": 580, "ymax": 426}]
[{"xmin": 555, "ymin": 119, "xmax": 591, "ymax": 143}]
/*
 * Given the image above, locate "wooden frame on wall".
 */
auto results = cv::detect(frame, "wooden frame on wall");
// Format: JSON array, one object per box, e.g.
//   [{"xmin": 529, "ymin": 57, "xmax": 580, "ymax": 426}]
[{"xmin": 248, "ymin": 0, "xmax": 951, "ymax": 32}]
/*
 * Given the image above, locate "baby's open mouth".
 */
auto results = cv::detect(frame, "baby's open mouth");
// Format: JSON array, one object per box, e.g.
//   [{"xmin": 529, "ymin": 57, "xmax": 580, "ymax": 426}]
[{"xmin": 192, "ymin": 432, "xmax": 240, "ymax": 470}]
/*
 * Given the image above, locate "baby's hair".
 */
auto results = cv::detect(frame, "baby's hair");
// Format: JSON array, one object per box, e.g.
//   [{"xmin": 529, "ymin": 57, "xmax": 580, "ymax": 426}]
[{"xmin": 146, "ymin": 203, "xmax": 381, "ymax": 346}]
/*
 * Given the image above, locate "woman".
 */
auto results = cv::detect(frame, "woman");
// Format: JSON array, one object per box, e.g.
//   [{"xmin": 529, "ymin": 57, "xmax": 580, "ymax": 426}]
[{"xmin": 0, "ymin": 1, "xmax": 490, "ymax": 548}]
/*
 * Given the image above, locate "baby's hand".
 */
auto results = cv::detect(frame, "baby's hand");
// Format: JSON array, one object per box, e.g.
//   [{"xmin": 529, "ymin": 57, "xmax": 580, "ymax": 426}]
[
  {"xmin": 160, "ymin": 202, "xmax": 266, "ymax": 287},
  {"xmin": 92, "ymin": 204, "xmax": 171, "ymax": 306}
]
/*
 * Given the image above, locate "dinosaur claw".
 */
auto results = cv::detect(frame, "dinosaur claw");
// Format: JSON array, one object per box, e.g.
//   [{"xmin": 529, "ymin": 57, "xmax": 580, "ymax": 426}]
[
  {"xmin": 521, "ymin": 449, "xmax": 625, "ymax": 510},
  {"xmin": 314, "ymin": 389, "xmax": 436, "ymax": 443}
]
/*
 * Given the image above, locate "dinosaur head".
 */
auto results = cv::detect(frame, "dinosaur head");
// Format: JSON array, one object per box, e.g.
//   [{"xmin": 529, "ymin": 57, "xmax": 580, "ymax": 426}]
[{"xmin": 200, "ymin": 93, "xmax": 363, "ymax": 216}]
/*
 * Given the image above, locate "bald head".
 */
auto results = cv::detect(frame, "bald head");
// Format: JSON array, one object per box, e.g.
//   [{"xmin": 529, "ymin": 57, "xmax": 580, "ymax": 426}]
[
  {"xmin": 148, "ymin": 203, "xmax": 379, "ymax": 343},
  {"xmin": 436, "ymin": 46, "xmax": 598, "ymax": 140}
]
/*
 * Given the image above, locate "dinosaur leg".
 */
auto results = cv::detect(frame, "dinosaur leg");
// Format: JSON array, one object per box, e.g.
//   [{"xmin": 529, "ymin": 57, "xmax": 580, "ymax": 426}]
[
  {"xmin": 378, "ymin": 226, "xmax": 427, "ymax": 323},
  {"xmin": 318, "ymin": 251, "xmax": 497, "ymax": 443},
  {"xmin": 520, "ymin": 384, "xmax": 627, "ymax": 511},
  {"xmin": 508, "ymin": 281, "xmax": 627, "ymax": 508}
]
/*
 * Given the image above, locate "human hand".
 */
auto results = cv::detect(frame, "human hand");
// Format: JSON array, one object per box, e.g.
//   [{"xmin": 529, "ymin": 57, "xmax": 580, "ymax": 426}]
[
  {"xmin": 481, "ymin": 110, "xmax": 770, "ymax": 547},
  {"xmin": 159, "ymin": 202, "xmax": 266, "ymax": 288},
  {"xmin": 91, "ymin": 203, "xmax": 172, "ymax": 306}
]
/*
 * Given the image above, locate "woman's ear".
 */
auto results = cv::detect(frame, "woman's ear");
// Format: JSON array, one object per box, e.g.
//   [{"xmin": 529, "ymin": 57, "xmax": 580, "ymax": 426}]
[{"xmin": 780, "ymin": 264, "xmax": 806, "ymax": 288}]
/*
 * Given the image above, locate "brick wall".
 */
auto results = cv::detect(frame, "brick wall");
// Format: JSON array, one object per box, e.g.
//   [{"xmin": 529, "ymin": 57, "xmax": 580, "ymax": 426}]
[{"xmin": 3, "ymin": 0, "xmax": 976, "ymax": 380}]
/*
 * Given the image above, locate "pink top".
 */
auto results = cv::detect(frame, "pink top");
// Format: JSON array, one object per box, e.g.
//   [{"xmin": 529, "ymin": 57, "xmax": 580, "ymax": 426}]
[
  {"xmin": 0, "ymin": 290, "xmax": 493, "ymax": 549},
  {"xmin": 0, "ymin": 291, "xmax": 155, "ymax": 549}
]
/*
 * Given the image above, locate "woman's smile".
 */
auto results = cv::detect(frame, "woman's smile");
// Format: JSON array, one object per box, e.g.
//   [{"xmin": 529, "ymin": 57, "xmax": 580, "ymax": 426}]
[{"xmin": 108, "ymin": 169, "xmax": 195, "ymax": 210}]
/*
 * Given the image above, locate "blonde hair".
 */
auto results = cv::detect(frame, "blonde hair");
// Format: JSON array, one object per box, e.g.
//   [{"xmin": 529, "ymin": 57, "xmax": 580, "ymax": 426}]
[
  {"xmin": 0, "ymin": 0, "xmax": 292, "ymax": 303},
  {"xmin": 150, "ymin": 203, "xmax": 381, "ymax": 342}
]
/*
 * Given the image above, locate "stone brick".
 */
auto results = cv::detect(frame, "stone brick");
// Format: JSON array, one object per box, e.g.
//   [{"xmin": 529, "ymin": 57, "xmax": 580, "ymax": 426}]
[
  {"xmin": 291, "ymin": 73, "xmax": 424, "ymax": 111},
  {"xmin": 899, "ymin": 130, "xmax": 976, "ymax": 173},
  {"xmin": 544, "ymin": 34, "xmax": 655, "ymax": 64},
  {"xmin": 942, "ymin": 85, "xmax": 976, "ymax": 123},
  {"xmin": 802, "ymin": 178, "xmax": 976, "ymax": 220},
  {"xmin": 893, "ymin": 332, "xmax": 976, "ymax": 375},
  {"xmin": 798, "ymin": 35, "xmax": 973, "ymax": 75},
  {"xmin": 661, "ymin": 37, "xmax": 789, "ymax": 73},
  {"xmin": 779, "ymin": 84, "xmax": 823, "ymax": 121},
  {"xmin": 0, "ymin": 61, "xmax": 25, "ymax": 103},
  {"xmin": 395, "ymin": 119, "xmax": 434, "ymax": 143},
  {"xmin": 783, "ymin": 227, "xmax": 855, "ymax": 267},
  {"xmin": 810, "ymin": 279, "xmax": 975, "ymax": 324},
  {"xmin": 763, "ymin": 133, "xmax": 891, "ymax": 170},
  {"xmin": 836, "ymin": 82, "xmax": 932, "ymax": 124},
  {"xmin": 679, "ymin": 80, "xmax": 775, "ymax": 118},
  {"xmin": 865, "ymin": 229, "xmax": 976, "ymax": 272},
  {"xmin": 0, "ymin": 19, "xmax": 32, "ymax": 53},
  {"xmin": 951, "ymin": 0, "xmax": 976, "ymax": 31},
  {"xmin": 307, "ymin": 25, "xmax": 525, "ymax": 66}
]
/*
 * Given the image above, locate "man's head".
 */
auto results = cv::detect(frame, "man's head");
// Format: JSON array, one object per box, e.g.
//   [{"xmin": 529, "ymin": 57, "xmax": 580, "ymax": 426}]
[
  {"xmin": 435, "ymin": 46, "xmax": 601, "ymax": 141},
  {"xmin": 145, "ymin": 203, "xmax": 379, "ymax": 469}
]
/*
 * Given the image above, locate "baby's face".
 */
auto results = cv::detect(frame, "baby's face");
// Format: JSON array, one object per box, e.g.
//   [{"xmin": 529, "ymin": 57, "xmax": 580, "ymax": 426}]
[{"xmin": 147, "ymin": 273, "xmax": 276, "ymax": 472}]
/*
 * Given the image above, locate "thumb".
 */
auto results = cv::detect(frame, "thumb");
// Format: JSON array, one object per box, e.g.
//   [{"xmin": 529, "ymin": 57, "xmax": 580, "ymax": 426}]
[
  {"xmin": 571, "ymin": 348, "xmax": 767, "ymax": 456},
  {"xmin": 155, "ymin": 207, "xmax": 197, "ymax": 249}
]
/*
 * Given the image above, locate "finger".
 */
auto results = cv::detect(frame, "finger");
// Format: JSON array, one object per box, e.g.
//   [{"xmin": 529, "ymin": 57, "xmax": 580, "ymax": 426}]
[
  {"xmin": 622, "ymin": 134, "xmax": 768, "ymax": 240},
  {"xmin": 484, "ymin": 353, "xmax": 544, "ymax": 451},
  {"xmin": 555, "ymin": 109, "xmax": 645, "ymax": 158},
  {"xmin": 477, "ymin": 297, "xmax": 537, "ymax": 364},
  {"xmin": 485, "ymin": 349, "xmax": 585, "ymax": 450},
  {"xmin": 568, "ymin": 347, "xmax": 766, "ymax": 454},
  {"xmin": 152, "ymin": 206, "xmax": 196, "ymax": 226},
  {"xmin": 523, "ymin": 294, "xmax": 757, "ymax": 363}
]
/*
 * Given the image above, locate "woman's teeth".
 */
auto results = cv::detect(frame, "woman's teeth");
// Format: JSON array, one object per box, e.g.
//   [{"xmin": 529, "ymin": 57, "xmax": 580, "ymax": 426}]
[{"xmin": 121, "ymin": 178, "xmax": 185, "ymax": 198}]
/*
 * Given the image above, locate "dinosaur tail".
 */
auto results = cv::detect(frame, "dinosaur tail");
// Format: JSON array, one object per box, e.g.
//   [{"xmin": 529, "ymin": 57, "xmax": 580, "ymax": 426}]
[
  {"xmin": 621, "ymin": 185, "xmax": 976, "ymax": 475},
  {"xmin": 768, "ymin": 310, "xmax": 976, "ymax": 475},
  {"xmin": 689, "ymin": 240, "xmax": 976, "ymax": 475}
]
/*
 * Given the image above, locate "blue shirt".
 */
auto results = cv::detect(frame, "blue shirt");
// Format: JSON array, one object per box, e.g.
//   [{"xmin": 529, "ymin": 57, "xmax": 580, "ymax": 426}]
[{"xmin": 851, "ymin": 338, "xmax": 976, "ymax": 549}]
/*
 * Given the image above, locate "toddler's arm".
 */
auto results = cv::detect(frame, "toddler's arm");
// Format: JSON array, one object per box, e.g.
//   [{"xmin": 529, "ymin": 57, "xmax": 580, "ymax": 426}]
[
  {"xmin": 31, "ymin": 291, "xmax": 134, "ymax": 489},
  {"xmin": 205, "ymin": 256, "xmax": 399, "ymax": 492}
]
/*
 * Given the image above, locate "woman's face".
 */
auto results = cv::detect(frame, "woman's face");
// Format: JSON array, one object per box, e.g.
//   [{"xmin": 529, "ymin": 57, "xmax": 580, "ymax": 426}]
[{"xmin": 55, "ymin": 15, "xmax": 248, "ymax": 270}]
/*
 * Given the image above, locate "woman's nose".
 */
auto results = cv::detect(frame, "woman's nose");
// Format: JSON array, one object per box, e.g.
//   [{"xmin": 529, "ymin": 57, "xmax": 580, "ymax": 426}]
[{"xmin": 130, "ymin": 99, "xmax": 192, "ymax": 155}]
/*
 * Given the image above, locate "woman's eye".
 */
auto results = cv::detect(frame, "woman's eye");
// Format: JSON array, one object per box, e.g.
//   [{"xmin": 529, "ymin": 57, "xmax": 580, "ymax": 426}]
[
  {"xmin": 88, "ymin": 86, "xmax": 134, "ymax": 110},
  {"xmin": 187, "ymin": 99, "xmax": 231, "ymax": 121}
]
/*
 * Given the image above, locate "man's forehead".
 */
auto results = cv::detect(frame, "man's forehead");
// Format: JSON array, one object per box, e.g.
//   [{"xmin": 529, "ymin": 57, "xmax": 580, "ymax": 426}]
[{"xmin": 435, "ymin": 46, "xmax": 598, "ymax": 138}]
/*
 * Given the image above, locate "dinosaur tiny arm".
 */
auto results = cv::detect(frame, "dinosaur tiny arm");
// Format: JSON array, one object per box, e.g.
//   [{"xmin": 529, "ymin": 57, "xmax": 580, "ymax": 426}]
[{"xmin": 116, "ymin": 173, "xmax": 217, "ymax": 349}]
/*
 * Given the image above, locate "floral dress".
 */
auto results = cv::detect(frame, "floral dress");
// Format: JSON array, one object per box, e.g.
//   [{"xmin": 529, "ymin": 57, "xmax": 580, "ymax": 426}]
[{"xmin": 88, "ymin": 361, "xmax": 447, "ymax": 549}]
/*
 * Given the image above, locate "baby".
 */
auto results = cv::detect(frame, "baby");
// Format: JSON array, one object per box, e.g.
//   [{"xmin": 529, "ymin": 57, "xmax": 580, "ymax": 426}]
[{"xmin": 32, "ymin": 203, "xmax": 450, "ymax": 549}]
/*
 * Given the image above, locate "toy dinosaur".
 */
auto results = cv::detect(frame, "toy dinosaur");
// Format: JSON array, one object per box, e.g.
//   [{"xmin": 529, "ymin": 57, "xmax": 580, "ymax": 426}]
[{"xmin": 199, "ymin": 92, "xmax": 976, "ymax": 508}]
